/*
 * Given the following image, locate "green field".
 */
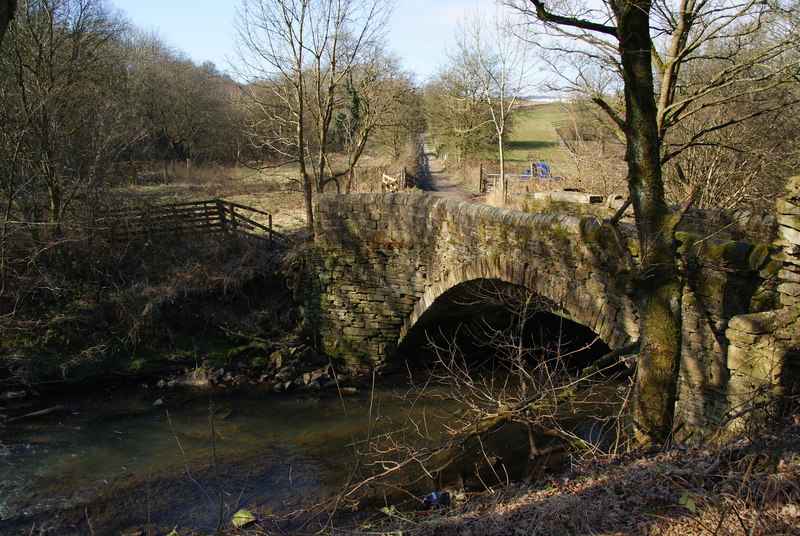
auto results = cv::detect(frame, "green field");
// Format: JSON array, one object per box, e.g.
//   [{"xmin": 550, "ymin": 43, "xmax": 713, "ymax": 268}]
[{"xmin": 505, "ymin": 102, "xmax": 573, "ymax": 172}]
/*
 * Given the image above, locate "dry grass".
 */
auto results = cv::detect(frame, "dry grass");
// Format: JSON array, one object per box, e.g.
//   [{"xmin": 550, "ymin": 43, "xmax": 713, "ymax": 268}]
[
  {"xmin": 391, "ymin": 425, "xmax": 800, "ymax": 536},
  {"xmin": 113, "ymin": 154, "xmax": 410, "ymax": 233}
]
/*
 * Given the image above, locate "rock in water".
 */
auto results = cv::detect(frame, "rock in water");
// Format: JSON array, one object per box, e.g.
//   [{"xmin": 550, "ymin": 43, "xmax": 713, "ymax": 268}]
[{"xmin": 169, "ymin": 368, "xmax": 211, "ymax": 388}]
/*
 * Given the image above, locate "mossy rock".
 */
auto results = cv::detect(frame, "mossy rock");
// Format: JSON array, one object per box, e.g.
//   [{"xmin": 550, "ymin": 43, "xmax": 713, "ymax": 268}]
[{"xmin": 226, "ymin": 341, "xmax": 269, "ymax": 362}]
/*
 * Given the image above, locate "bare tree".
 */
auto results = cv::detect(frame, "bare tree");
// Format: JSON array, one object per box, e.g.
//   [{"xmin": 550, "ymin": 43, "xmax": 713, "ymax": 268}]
[
  {"xmin": 326, "ymin": 49, "xmax": 418, "ymax": 193},
  {"xmin": 453, "ymin": 7, "xmax": 531, "ymax": 203},
  {"xmin": 511, "ymin": 0, "xmax": 800, "ymax": 207},
  {"xmin": 511, "ymin": 0, "xmax": 800, "ymax": 444},
  {"xmin": 423, "ymin": 68, "xmax": 497, "ymax": 163},
  {"xmin": 0, "ymin": 0, "xmax": 134, "ymax": 232},
  {"xmin": 235, "ymin": 0, "xmax": 393, "ymax": 228},
  {"xmin": 368, "ymin": 73, "xmax": 425, "ymax": 161},
  {"xmin": 500, "ymin": 0, "xmax": 684, "ymax": 445},
  {"xmin": 127, "ymin": 35, "xmax": 243, "ymax": 181}
]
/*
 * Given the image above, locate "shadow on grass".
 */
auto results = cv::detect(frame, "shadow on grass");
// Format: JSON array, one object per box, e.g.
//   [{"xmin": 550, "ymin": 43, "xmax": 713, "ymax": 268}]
[{"xmin": 506, "ymin": 140, "xmax": 559, "ymax": 152}]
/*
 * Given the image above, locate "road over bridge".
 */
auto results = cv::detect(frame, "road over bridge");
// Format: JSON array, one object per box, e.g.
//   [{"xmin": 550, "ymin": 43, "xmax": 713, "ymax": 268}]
[{"xmin": 313, "ymin": 189, "xmax": 799, "ymax": 431}]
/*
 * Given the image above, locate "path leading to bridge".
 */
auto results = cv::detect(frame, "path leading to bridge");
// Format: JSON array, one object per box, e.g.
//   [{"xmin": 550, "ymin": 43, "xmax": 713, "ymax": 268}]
[{"xmin": 419, "ymin": 142, "xmax": 474, "ymax": 202}]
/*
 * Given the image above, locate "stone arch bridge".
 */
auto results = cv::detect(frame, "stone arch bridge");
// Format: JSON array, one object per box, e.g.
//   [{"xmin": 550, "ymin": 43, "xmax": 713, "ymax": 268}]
[{"xmin": 313, "ymin": 192, "xmax": 797, "ymax": 430}]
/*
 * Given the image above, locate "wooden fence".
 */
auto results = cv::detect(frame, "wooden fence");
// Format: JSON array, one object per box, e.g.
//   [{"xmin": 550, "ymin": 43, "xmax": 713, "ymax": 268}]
[
  {"xmin": 480, "ymin": 172, "xmax": 532, "ymax": 193},
  {"xmin": 102, "ymin": 199, "xmax": 288, "ymax": 246},
  {"xmin": 479, "ymin": 162, "xmax": 561, "ymax": 193},
  {"xmin": 382, "ymin": 168, "xmax": 408, "ymax": 193}
]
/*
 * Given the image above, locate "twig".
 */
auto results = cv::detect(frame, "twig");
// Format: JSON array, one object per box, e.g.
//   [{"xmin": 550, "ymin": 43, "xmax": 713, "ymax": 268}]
[
  {"xmin": 85, "ymin": 507, "xmax": 96, "ymax": 536},
  {"xmin": 605, "ymin": 198, "xmax": 636, "ymax": 270},
  {"xmin": 165, "ymin": 410, "xmax": 218, "ymax": 511}
]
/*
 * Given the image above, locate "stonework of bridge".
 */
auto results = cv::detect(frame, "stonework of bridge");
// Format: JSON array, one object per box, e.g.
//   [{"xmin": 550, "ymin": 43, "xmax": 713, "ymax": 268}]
[{"xmin": 313, "ymin": 188, "xmax": 799, "ymax": 431}]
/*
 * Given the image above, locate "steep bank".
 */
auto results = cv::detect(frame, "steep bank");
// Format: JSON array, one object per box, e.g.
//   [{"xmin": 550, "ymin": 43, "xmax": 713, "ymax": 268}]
[{"xmin": 0, "ymin": 229, "xmax": 306, "ymax": 391}]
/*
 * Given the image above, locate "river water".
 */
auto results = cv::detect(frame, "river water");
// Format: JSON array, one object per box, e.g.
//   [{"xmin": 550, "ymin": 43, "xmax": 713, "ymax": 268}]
[
  {"xmin": 0, "ymin": 379, "xmax": 467, "ymax": 535},
  {"xmin": 1, "ymin": 368, "xmax": 622, "ymax": 536}
]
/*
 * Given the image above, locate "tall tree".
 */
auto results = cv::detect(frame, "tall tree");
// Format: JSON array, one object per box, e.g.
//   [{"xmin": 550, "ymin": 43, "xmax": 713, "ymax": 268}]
[
  {"xmin": 235, "ymin": 0, "xmax": 392, "ymax": 228},
  {"xmin": 453, "ymin": 7, "xmax": 530, "ymax": 202},
  {"xmin": 517, "ymin": 0, "xmax": 681, "ymax": 444},
  {"xmin": 511, "ymin": 0, "xmax": 800, "ymax": 444},
  {"xmin": 0, "ymin": 0, "xmax": 133, "ymax": 231}
]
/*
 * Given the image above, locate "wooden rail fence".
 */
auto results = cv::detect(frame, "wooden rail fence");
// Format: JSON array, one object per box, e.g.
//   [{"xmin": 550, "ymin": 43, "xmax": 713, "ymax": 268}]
[
  {"xmin": 102, "ymin": 199, "xmax": 289, "ymax": 246},
  {"xmin": 382, "ymin": 168, "xmax": 408, "ymax": 193},
  {"xmin": 479, "ymin": 163, "xmax": 562, "ymax": 193}
]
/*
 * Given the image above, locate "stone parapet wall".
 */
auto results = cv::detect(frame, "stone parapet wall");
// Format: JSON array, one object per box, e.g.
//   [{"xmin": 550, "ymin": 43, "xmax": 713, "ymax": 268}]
[
  {"xmin": 314, "ymin": 192, "xmax": 638, "ymax": 363},
  {"xmin": 525, "ymin": 193, "xmax": 776, "ymax": 244},
  {"xmin": 314, "ymin": 193, "xmax": 783, "ymax": 432},
  {"xmin": 726, "ymin": 177, "xmax": 800, "ymax": 428},
  {"xmin": 678, "ymin": 208, "xmax": 777, "ymax": 244}
]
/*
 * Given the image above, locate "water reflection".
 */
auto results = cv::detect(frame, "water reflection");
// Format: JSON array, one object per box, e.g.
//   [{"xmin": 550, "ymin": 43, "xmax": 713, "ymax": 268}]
[
  {"xmin": 0, "ymin": 381, "xmax": 458, "ymax": 535},
  {"xmin": 1, "ymin": 371, "xmax": 624, "ymax": 535}
]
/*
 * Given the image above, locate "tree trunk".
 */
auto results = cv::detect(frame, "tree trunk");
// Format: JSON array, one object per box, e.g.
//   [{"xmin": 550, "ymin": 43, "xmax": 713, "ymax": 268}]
[
  {"xmin": 46, "ymin": 177, "xmax": 62, "ymax": 238},
  {"xmin": 499, "ymin": 133, "xmax": 507, "ymax": 204},
  {"xmin": 615, "ymin": 1, "xmax": 682, "ymax": 445},
  {"xmin": 295, "ymin": 76, "xmax": 314, "ymax": 229},
  {"xmin": 0, "ymin": 0, "xmax": 15, "ymax": 49}
]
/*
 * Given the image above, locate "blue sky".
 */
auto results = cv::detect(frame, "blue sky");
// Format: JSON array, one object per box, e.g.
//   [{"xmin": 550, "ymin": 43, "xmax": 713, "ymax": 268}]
[{"xmin": 108, "ymin": 0, "xmax": 502, "ymax": 83}]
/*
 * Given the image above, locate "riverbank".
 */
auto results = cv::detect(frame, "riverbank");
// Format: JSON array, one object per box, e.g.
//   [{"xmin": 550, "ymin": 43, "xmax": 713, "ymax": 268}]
[
  {"xmin": 0, "ymin": 226, "xmax": 309, "ymax": 393},
  {"xmin": 325, "ymin": 419, "xmax": 800, "ymax": 536},
  {"xmin": 5, "ymin": 356, "xmax": 798, "ymax": 536},
  {"xmin": 0, "ymin": 375, "xmax": 382, "ymax": 536}
]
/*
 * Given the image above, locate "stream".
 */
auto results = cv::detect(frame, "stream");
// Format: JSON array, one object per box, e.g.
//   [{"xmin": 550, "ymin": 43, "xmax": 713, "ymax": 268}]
[
  {"xmin": 0, "ymin": 378, "xmax": 469, "ymax": 535},
  {"xmin": 1, "ymin": 364, "xmax": 622, "ymax": 536}
]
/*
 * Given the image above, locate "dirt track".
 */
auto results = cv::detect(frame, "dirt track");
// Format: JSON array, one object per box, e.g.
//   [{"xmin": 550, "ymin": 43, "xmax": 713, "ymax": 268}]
[{"xmin": 419, "ymin": 142, "xmax": 474, "ymax": 202}]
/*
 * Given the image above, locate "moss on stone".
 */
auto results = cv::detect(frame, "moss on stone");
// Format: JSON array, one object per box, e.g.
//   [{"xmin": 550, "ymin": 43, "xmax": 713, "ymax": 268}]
[
  {"xmin": 759, "ymin": 258, "xmax": 781, "ymax": 280},
  {"xmin": 749, "ymin": 244, "xmax": 778, "ymax": 271}
]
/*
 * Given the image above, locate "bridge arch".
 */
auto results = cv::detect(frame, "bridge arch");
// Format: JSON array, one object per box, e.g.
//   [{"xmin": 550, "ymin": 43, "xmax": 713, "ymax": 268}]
[
  {"xmin": 397, "ymin": 258, "xmax": 625, "ymax": 354},
  {"xmin": 313, "ymin": 192, "xmax": 784, "ymax": 432},
  {"xmin": 396, "ymin": 274, "xmax": 614, "ymax": 371}
]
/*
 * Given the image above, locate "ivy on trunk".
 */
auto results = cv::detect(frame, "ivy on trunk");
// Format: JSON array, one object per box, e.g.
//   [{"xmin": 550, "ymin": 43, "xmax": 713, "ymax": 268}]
[{"xmin": 530, "ymin": 0, "xmax": 682, "ymax": 444}]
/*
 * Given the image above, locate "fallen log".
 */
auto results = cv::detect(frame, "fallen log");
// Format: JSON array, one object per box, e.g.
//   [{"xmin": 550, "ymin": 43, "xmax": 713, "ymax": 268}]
[{"xmin": 2, "ymin": 404, "xmax": 78, "ymax": 425}]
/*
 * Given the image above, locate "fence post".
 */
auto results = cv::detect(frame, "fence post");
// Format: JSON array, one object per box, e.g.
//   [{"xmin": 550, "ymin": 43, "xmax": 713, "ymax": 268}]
[
  {"xmin": 479, "ymin": 163, "xmax": 484, "ymax": 193},
  {"xmin": 228, "ymin": 202, "xmax": 238, "ymax": 235},
  {"xmin": 403, "ymin": 167, "xmax": 407, "ymax": 188},
  {"xmin": 215, "ymin": 199, "xmax": 228, "ymax": 233}
]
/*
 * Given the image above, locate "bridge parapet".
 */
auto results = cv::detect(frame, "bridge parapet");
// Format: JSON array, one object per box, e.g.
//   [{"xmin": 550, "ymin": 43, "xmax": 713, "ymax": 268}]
[
  {"xmin": 314, "ymin": 192, "xmax": 784, "ymax": 431},
  {"xmin": 725, "ymin": 177, "xmax": 800, "ymax": 428}
]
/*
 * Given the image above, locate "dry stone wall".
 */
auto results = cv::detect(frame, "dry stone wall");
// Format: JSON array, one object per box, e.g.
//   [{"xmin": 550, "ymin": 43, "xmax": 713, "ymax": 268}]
[
  {"xmin": 314, "ymin": 192, "xmax": 782, "ymax": 431},
  {"xmin": 725, "ymin": 177, "xmax": 800, "ymax": 429}
]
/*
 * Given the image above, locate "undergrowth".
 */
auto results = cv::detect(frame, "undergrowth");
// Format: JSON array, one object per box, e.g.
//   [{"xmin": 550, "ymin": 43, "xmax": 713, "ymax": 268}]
[
  {"xmin": 0, "ymin": 225, "xmax": 299, "ymax": 387},
  {"xmin": 335, "ymin": 417, "xmax": 800, "ymax": 536}
]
